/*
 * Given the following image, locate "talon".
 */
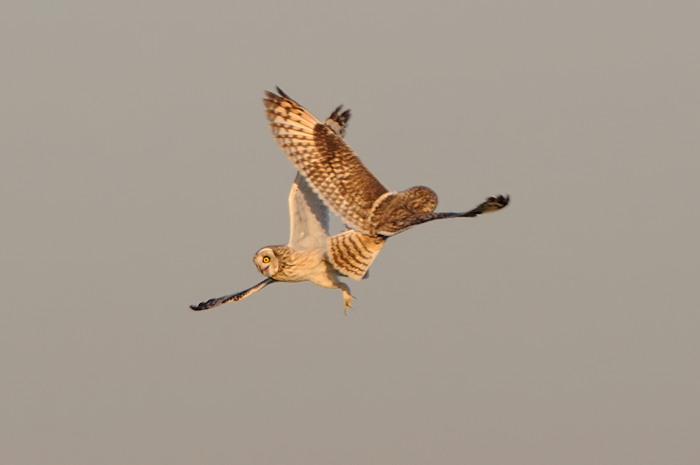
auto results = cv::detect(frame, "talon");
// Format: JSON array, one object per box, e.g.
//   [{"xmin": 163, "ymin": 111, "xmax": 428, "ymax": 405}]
[
  {"xmin": 338, "ymin": 282, "xmax": 355, "ymax": 315},
  {"xmin": 343, "ymin": 294, "xmax": 355, "ymax": 315}
]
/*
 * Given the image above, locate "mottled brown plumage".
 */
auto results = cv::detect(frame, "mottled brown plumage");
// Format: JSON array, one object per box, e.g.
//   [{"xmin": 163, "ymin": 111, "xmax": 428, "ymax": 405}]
[
  {"xmin": 191, "ymin": 104, "xmax": 363, "ymax": 313},
  {"xmin": 264, "ymin": 89, "xmax": 389, "ymax": 234},
  {"xmin": 190, "ymin": 89, "xmax": 509, "ymax": 314},
  {"xmin": 328, "ymin": 230, "xmax": 386, "ymax": 281},
  {"xmin": 263, "ymin": 88, "xmax": 509, "ymax": 238}
]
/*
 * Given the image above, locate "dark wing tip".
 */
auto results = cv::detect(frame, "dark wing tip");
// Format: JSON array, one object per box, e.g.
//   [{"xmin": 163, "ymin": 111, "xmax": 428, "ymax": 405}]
[
  {"xmin": 274, "ymin": 86, "xmax": 289, "ymax": 98},
  {"xmin": 263, "ymin": 87, "xmax": 286, "ymax": 103},
  {"xmin": 488, "ymin": 194, "xmax": 510, "ymax": 208},
  {"xmin": 328, "ymin": 105, "xmax": 343, "ymax": 119},
  {"xmin": 325, "ymin": 105, "xmax": 352, "ymax": 137},
  {"xmin": 327, "ymin": 106, "xmax": 351, "ymax": 121},
  {"xmin": 461, "ymin": 194, "xmax": 511, "ymax": 218},
  {"xmin": 484, "ymin": 194, "xmax": 510, "ymax": 212},
  {"xmin": 189, "ymin": 298, "xmax": 218, "ymax": 311}
]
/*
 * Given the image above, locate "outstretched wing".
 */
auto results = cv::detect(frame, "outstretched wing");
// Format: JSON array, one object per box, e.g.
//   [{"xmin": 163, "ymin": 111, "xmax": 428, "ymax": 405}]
[
  {"xmin": 189, "ymin": 278, "xmax": 275, "ymax": 311},
  {"xmin": 264, "ymin": 88, "xmax": 388, "ymax": 234},
  {"xmin": 382, "ymin": 194, "xmax": 511, "ymax": 233},
  {"xmin": 287, "ymin": 101, "xmax": 354, "ymax": 249},
  {"xmin": 288, "ymin": 172, "xmax": 329, "ymax": 250}
]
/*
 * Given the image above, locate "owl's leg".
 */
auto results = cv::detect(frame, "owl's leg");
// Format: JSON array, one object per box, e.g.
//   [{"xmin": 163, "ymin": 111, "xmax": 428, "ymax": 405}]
[
  {"xmin": 313, "ymin": 269, "xmax": 355, "ymax": 314},
  {"xmin": 337, "ymin": 282, "xmax": 354, "ymax": 314}
]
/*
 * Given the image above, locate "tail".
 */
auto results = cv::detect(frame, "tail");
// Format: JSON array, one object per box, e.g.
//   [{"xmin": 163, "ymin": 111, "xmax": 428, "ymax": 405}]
[{"xmin": 328, "ymin": 230, "xmax": 386, "ymax": 280}]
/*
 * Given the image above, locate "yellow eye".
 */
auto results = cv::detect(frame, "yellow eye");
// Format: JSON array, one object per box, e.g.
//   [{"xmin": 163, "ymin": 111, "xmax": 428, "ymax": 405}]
[{"xmin": 262, "ymin": 256, "xmax": 270, "ymax": 263}]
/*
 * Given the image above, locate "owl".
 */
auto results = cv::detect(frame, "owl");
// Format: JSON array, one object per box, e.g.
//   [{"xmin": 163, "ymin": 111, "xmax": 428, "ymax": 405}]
[{"xmin": 190, "ymin": 88, "xmax": 509, "ymax": 313}]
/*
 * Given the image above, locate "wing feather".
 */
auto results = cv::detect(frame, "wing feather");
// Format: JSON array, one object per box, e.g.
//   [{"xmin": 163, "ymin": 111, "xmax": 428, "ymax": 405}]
[
  {"xmin": 189, "ymin": 278, "xmax": 275, "ymax": 311},
  {"xmin": 327, "ymin": 230, "xmax": 386, "ymax": 280},
  {"xmin": 288, "ymin": 172, "xmax": 329, "ymax": 250},
  {"xmin": 264, "ymin": 89, "xmax": 388, "ymax": 234}
]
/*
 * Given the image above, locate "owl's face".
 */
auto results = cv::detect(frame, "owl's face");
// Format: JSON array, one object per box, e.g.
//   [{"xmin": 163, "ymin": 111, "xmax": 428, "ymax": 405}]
[{"xmin": 253, "ymin": 247, "xmax": 280, "ymax": 278}]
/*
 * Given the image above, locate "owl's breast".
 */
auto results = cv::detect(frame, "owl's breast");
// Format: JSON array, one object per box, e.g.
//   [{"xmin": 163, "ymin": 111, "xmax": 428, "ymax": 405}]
[{"xmin": 272, "ymin": 248, "xmax": 328, "ymax": 283}]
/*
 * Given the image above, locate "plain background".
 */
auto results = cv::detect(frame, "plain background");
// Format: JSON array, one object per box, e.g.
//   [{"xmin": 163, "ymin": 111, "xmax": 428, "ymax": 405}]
[{"xmin": 2, "ymin": 1, "xmax": 699, "ymax": 464}]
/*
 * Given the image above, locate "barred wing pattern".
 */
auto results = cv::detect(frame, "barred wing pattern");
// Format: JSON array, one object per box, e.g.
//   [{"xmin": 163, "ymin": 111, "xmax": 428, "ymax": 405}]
[
  {"xmin": 190, "ymin": 88, "xmax": 510, "ymax": 314},
  {"xmin": 264, "ymin": 89, "xmax": 388, "ymax": 235},
  {"xmin": 328, "ymin": 230, "xmax": 386, "ymax": 280},
  {"xmin": 328, "ymin": 194, "xmax": 507, "ymax": 281}
]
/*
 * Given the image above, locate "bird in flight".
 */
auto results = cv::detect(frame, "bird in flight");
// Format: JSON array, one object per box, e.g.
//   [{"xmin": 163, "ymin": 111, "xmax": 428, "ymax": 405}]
[{"xmin": 190, "ymin": 88, "xmax": 509, "ymax": 313}]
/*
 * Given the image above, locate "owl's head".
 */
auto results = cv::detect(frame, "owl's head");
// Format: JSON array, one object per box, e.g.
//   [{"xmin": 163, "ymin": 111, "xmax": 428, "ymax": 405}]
[{"xmin": 253, "ymin": 246, "xmax": 282, "ymax": 278}]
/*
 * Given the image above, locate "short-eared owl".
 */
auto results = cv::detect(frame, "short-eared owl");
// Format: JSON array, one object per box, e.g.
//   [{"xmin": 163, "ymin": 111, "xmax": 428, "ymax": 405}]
[{"xmin": 190, "ymin": 88, "xmax": 509, "ymax": 313}]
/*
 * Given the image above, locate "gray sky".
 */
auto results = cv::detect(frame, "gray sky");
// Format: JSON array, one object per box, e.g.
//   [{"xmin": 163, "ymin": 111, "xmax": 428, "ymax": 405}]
[{"xmin": 2, "ymin": 1, "xmax": 699, "ymax": 464}]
